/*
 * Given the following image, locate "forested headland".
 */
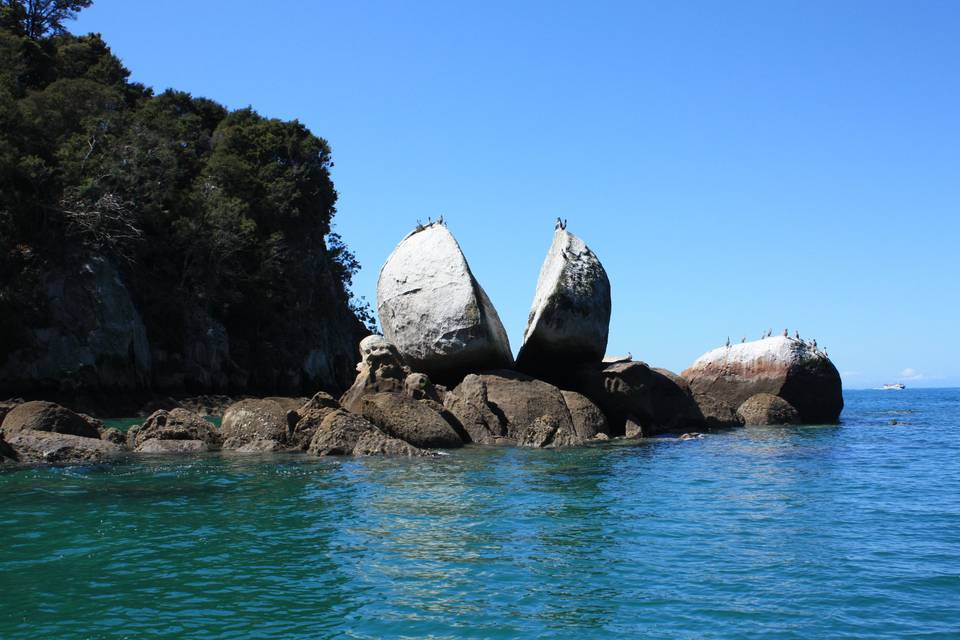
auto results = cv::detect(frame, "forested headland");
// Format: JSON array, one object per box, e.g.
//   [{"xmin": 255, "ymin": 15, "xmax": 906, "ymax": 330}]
[{"xmin": 0, "ymin": 0, "xmax": 371, "ymax": 401}]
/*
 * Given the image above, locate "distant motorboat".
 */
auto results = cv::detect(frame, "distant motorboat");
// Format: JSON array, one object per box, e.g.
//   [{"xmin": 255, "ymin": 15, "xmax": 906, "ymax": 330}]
[{"xmin": 881, "ymin": 383, "xmax": 906, "ymax": 390}]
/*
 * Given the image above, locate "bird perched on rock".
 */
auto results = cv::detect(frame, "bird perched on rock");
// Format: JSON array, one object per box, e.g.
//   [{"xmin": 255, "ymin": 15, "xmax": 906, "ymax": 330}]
[
  {"xmin": 812, "ymin": 339, "xmax": 818, "ymax": 349},
  {"xmin": 415, "ymin": 219, "xmax": 424, "ymax": 231},
  {"xmin": 795, "ymin": 330, "xmax": 800, "ymax": 340},
  {"xmin": 726, "ymin": 337, "xmax": 731, "ymax": 347},
  {"xmin": 555, "ymin": 217, "xmax": 563, "ymax": 230},
  {"xmin": 783, "ymin": 328, "xmax": 788, "ymax": 337},
  {"xmin": 741, "ymin": 337, "xmax": 746, "ymax": 343},
  {"xmin": 437, "ymin": 214, "xmax": 445, "ymax": 225}
]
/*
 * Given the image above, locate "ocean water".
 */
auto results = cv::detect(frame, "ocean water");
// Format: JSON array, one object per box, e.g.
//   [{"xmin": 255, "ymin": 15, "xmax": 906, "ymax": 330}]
[{"xmin": 1, "ymin": 389, "xmax": 959, "ymax": 639}]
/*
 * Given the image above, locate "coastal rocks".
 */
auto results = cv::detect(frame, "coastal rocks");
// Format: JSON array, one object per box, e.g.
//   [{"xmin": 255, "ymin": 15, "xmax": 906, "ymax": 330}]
[
  {"xmin": 681, "ymin": 336, "xmax": 843, "ymax": 425},
  {"xmin": 5, "ymin": 430, "xmax": 124, "ymax": 464},
  {"xmin": 127, "ymin": 408, "xmax": 221, "ymax": 452},
  {"xmin": 359, "ymin": 393, "xmax": 464, "ymax": 449},
  {"xmin": 377, "ymin": 222, "xmax": 513, "ymax": 384},
  {"xmin": 1, "ymin": 400, "xmax": 101, "ymax": 439},
  {"xmin": 516, "ymin": 228, "xmax": 611, "ymax": 379},
  {"xmin": 574, "ymin": 362, "xmax": 704, "ymax": 436},
  {"xmin": 736, "ymin": 393, "xmax": 801, "ymax": 425},
  {"xmin": 306, "ymin": 409, "xmax": 426, "ymax": 457},
  {"xmin": 339, "ymin": 335, "xmax": 409, "ymax": 413},
  {"xmin": 0, "ymin": 434, "xmax": 17, "ymax": 463},
  {"xmin": 443, "ymin": 371, "xmax": 588, "ymax": 447},
  {"xmin": 560, "ymin": 390, "xmax": 611, "ymax": 440},
  {"xmin": 220, "ymin": 398, "xmax": 298, "ymax": 450},
  {"xmin": 290, "ymin": 392, "xmax": 341, "ymax": 449}
]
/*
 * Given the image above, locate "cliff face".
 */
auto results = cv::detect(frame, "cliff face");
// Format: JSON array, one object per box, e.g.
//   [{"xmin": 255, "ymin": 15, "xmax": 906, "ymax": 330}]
[{"xmin": 0, "ymin": 250, "xmax": 365, "ymax": 398}]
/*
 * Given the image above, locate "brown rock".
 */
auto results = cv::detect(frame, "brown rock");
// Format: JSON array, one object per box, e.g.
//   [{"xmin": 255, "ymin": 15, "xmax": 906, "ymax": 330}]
[
  {"xmin": 360, "ymin": 393, "xmax": 464, "ymax": 449},
  {"xmin": 130, "ymin": 408, "xmax": 220, "ymax": 449},
  {"xmin": 443, "ymin": 371, "xmax": 582, "ymax": 447},
  {"xmin": 98, "ymin": 427, "xmax": 126, "ymax": 446},
  {"xmin": 340, "ymin": 335, "xmax": 409, "ymax": 412},
  {"xmin": 353, "ymin": 428, "xmax": 429, "ymax": 457},
  {"xmin": 220, "ymin": 399, "xmax": 296, "ymax": 449},
  {"xmin": 736, "ymin": 393, "xmax": 801, "ymax": 425},
  {"xmin": 560, "ymin": 390, "xmax": 610, "ymax": 439},
  {"xmin": 681, "ymin": 336, "xmax": 843, "ymax": 425},
  {"xmin": 136, "ymin": 438, "xmax": 209, "ymax": 454},
  {"xmin": 1, "ymin": 401, "xmax": 100, "ymax": 439},
  {"xmin": 290, "ymin": 392, "xmax": 341, "ymax": 449},
  {"xmin": 7, "ymin": 430, "xmax": 124, "ymax": 464},
  {"xmin": 307, "ymin": 409, "xmax": 378, "ymax": 456},
  {"xmin": 573, "ymin": 362, "xmax": 704, "ymax": 436}
]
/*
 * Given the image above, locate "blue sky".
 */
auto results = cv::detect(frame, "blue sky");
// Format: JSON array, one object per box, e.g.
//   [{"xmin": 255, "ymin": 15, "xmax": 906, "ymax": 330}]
[{"xmin": 73, "ymin": 0, "xmax": 959, "ymax": 388}]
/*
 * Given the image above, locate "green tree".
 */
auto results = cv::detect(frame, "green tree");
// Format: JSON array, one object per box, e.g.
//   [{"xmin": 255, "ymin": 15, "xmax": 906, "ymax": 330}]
[{"xmin": 0, "ymin": 0, "xmax": 92, "ymax": 40}]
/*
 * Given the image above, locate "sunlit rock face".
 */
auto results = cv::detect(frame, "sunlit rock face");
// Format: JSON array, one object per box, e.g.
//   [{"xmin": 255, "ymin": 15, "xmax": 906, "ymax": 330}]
[
  {"xmin": 681, "ymin": 336, "xmax": 843, "ymax": 426},
  {"xmin": 376, "ymin": 223, "xmax": 512, "ymax": 384},
  {"xmin": 515, "ymin": 228, "xmax": 611, "ymax": 380}
]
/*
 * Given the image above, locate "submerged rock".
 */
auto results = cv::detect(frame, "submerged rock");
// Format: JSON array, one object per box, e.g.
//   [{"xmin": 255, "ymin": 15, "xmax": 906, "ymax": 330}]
[
  {"xmin": 359, "ymin": 392, "xmax": 464, "ymax": 449},
  {"xmin": 1, "ymin": 400, "xmax": 101, "ymax": 439},
  {"xmin": 681, "ymin": 336, "xmax": 842, "ymax": 425},
  {"xmin": 736, "ymin": 393, "xmax": 801, "ymax": 425},
  {"xmin": 443, "ymin": 370, "xmax": 588, "ymax": 447},
  {"xmin": 516, "ymin": 228, "xmax": 611, "ymax": 379},
  {"xmin": 376, "ymin": 223, "xmax": 512, "ymax": 384}
]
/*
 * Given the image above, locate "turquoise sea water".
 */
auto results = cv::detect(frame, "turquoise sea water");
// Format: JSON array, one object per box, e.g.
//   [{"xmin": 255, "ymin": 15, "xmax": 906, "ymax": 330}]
[{"xmin": 2, "ymin": 389, "xmax": 959, "ymax": 639}]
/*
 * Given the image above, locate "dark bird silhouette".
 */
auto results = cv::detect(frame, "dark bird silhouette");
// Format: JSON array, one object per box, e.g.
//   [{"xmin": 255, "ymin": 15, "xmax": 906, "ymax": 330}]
[
  {"xmin": 726, "ymin": 337, "xmax": 731, "ymax": 347},
  {"xmin": 783, "ymin": 328, "xmax": 788, "ymax": 337},
  {"xmin": 741, "ymin": 337, "xmax": 746, "ymax": 343}
]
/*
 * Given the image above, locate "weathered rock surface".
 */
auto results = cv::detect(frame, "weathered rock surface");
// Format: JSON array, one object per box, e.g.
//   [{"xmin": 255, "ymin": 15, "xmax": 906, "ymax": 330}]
[
  {"xmin": 0, "ymin": 434, "xmax": 17, "ymax": 463},
  {"xmin": 306, "ymin": 409, "xmax": 425, "ymax": 457},
  {"xmin": 560, "ymin": 390, "xmax": 611, "ymax": 440},
  {"xmin": 0, "ymin": 254, "xmax": 152, "ymax": 395},
  {"xmin": 572, "ymin": 362, "xmax": 704, "ymax": 436},
  {"xmin": 99, "ymin": 427, "xmax": 126, "ymax": 445},
  {"xmin": 290, "ymin": 392, "xmax": 341, "ymax": 449},
  {"xmin": 516, "ymin": 228, "xmax": 611, "ymax": 379},
  {"xmin": 443, "ymin": 371, "xmax": 586, "ymax": 447},
  {"xmin": 136, "ymin": 438, "xmax": 209, "ymax": 454},
  {"xmin": 6, "ymin": 430, "xmax": 124, "ymax": 464},
  {"xmin": 376, "ymin": 223, "xmax": 512, "ymax": 384},
  {"xmin": 681, "ymin": 336, "xmax": 843, "ymax": 425},
  {"xmin": 127, "ymin": 408, "xmax": 220, "ymax": 451},
  {"xmin": 736, "ymin": 393, "xmax": 801, "ymax": 425},
  {"xmin": 360, "ymin": 393, "xmax": 464, "ymax": 449},
  {"xmin": 220, "ymin": 398, "xmax": 297, "ymax": 450},
  {"xmin": 1, "ymin": 400, "xmax": 101, "ymax": 439},
  {"xmin": 339, "ymin": 335, "xmax": 409, "ymax": 413}
]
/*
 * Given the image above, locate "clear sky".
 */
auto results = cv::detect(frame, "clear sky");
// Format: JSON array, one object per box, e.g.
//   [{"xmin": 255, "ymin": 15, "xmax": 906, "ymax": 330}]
[{"xmin": 73, "ymin": 0, "xmax": 959, "ymax": 389}]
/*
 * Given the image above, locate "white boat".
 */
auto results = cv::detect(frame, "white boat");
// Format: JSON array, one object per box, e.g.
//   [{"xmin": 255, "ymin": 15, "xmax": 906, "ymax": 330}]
[{"xmin": 881, "ymin": 383, "xmax": 906, "ymax": 390}]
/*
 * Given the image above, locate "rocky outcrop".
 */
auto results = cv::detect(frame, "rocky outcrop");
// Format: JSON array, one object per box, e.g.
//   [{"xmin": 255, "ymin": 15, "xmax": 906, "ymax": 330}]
[
  {"xmin": 6, "ymin": 430, "xmax": 124, "ymax": 464},
  {"xmin": 516, "ymin": 228, "xmax": 611, "ymax": 379},
  {"xmin": 444, "ymin": 370, "xmax": 593, "ymax": 447},
  {"xmin": 572, "ymin": 362, "xmax": 704, "ymax": 436},
  {"xmin": 306, "ymin": 409, "xmax": 426, "ymax": 457},
  {"xmin": 219, "ymin": 398, "xmax": 298, "ymax": 450},
  {"xmin": 359, "ymin": 393, "xmax": 464, "ymax": 449},
  {"xmin": 339, "ymin": 335, "xmax": 409, "ymax": 412},
  {"xmin": 290, "ymin": 392, "xmax": 341, "ymax": 449},
  {"xmin": 0, "ymin": 254, "xmax": 152, "ymax": 395},
  {"xmin": 681, "ymin": 336, "xmax": 843, "ymax": 425},
  {"xmin": 736, "ymin": 393, "xmax": 801, "ymax": 425},
  {"xmin": 0, "ymin": 434, "xmax": 17, "ymax": 463},
  {"xmin": 560, "ymin": 390, "xmax": 611, "ymax": 440},
  {"xmin": 377, "ymin": 222, "xmax": 512, "ymax": 384},
  {"xmin": 1, "ymin": 400, "xmax": 101, "ymax": 439},
  {"xmin": 127, "ymin": 408, "xmax": 221, "ymax": 452}
]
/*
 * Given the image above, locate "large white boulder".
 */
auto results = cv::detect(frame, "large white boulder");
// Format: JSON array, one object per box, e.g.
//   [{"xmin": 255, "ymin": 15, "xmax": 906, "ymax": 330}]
[
  {"xmin": 376, "ymin": 223, "xmax": 512, "ymax": 383},
  {"xmin": 681, "ymin": 336, "xmax": 843, "ymax": 425},
  {"xmin": 516, "ymin": 227, "xmax": 611, "ymax": 377}
]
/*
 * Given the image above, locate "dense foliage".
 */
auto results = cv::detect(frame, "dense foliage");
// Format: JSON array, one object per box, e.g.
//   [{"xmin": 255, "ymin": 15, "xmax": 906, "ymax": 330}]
[{"xmin": 0, "ymin": 2, "xmax": 372, "ymax": 389}]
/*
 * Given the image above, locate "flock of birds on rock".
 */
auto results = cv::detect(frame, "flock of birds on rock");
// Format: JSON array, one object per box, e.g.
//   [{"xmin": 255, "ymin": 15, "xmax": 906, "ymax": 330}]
[{"xmin": 724, "ymin": 330, "xmax": 828, "ymax": 357}]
